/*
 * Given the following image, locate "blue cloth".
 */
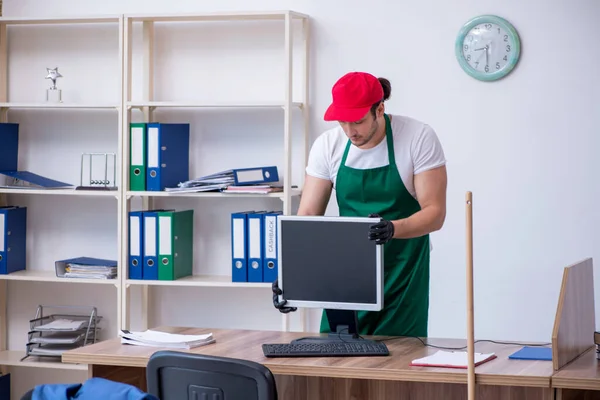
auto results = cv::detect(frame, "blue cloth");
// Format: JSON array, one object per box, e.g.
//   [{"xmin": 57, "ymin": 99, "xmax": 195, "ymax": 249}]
[{"xmin": 32, "ymin": 377, "xmax": 158, "ymax": 400}]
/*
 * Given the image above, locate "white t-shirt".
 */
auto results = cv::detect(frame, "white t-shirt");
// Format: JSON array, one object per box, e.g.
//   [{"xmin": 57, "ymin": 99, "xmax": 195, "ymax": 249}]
[{"xmin": 306, "ymin": 114, "xmax": 446, "ymax": 200}]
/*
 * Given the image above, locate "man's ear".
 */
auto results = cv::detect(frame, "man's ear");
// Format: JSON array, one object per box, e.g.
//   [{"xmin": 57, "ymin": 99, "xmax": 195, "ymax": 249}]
[{"xmin": 377, "ymin": 102, "xmax": 385, "ymax": 118}]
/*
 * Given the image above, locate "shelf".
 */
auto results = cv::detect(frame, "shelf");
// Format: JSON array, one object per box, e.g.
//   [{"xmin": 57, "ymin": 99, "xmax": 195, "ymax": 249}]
[
  {"xmin": 0, "ymin": 103, "xmax": 119, "ymax": 109},
  {"xmin": 127, "ymin": 274, "xmax": 271, "ymax": 288},
  {"xmin": 125, "ymin": 10, "xmax": 309, "ymax": 22},
  {"xmin": 126, "ymin": 189, "xmax": 301, "ymax": 199},
  {"xmin": 0, "ymin": 350, "xmax": 88, "ymax": 370},
  {"xmin": 0, "ymin": 15, "xmax": 121, "ymax": 25},
  {"xmin": 128, "ymin": 101, "xmax": 303, "ymax": 109},
  {"xmin": 0, "ymin": 188, "xmax": 119, "ymax": 197},
  {"xmin": 0, "ymin": 270, "xmax": 119, "ymax": 285}
]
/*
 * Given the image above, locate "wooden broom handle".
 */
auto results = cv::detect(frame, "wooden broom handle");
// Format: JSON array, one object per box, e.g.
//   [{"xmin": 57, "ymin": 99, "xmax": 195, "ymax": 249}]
[{"xmin": 466, "ymin": 191, "xmax": 475, "ymax": 400}]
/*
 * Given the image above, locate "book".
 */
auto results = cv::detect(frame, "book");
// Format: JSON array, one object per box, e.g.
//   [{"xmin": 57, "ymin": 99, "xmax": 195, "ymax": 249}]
[
  {"xmin": 508, "ymin": 346, "xmax": 552, "ymax": 361},
  {"xmin": 410, "ymin": 350, "xmax": 497, "ymax": 369},
  {"xmin": 119, "ymin": 329, "xmax": 215, "ymax": 350}
]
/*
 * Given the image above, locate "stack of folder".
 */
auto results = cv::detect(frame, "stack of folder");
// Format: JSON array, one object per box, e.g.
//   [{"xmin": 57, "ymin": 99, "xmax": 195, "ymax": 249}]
[
  {"xmin": 129, "ymin": 122, "xmax": 190, "ymax": 192},
  {"xmin": 0, "ymin": 205, "xmax": 27, "ymax": 275},
  {"xmin": 55, "ymin": 257, "xmax": 118, "ymax": 280},
  {"xmin": 166, "ymin": 166, "xmax": 280, "ymax": 193},
  {"xmin": 128, "ymin": 209, "xmax": 194, "ymax": 281},
  {"xmin": 231, "ymin": 210, "xmax": 281, "ymax": 283}
]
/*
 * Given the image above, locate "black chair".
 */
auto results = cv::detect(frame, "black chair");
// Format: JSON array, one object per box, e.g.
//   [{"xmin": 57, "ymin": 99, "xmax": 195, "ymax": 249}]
[
  {"xmin": 21, "ymin": 389, "xmax": 33, "ymax": 400},
  {"xmin": 146, "ymin": 350, "xmax": 278, "ymax": 400}
]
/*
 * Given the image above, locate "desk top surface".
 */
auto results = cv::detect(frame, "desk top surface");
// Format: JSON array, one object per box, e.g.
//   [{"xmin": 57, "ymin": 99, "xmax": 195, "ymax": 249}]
[
  {"xmin": 62, "ymin": 326, "xmax": 553, "ymax": 387},
  {"xmin": 552, "ymin": 347, "xmax": 600, "ymax": 390}
]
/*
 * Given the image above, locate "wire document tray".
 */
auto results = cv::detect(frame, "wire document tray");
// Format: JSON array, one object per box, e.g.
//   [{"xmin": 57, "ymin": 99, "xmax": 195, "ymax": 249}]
[{"xmin": 21, "ymin": 305, "xmax": 102, "ymax": 362}]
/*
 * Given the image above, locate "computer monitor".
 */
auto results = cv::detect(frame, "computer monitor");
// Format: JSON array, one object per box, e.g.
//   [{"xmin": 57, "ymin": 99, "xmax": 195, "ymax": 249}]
[{"xmin": 277, "ymin": 215, "xmax": 384, "ymax": 344}]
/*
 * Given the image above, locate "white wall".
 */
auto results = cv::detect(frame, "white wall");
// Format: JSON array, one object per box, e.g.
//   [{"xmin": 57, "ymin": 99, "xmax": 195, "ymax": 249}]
[{"xmin": 3, "ymin": 0, "xmax": 600, "ymax": 396}]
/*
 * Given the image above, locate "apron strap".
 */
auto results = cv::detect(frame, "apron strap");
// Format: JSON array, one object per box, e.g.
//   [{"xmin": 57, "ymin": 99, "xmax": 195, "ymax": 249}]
[
  {"xmin": 340, "ymin": 136, "xmax": 352, "ymax": 166},
  {"xmin": 384, "ymin": 114, "xmax": 396, "ymax": 166}
]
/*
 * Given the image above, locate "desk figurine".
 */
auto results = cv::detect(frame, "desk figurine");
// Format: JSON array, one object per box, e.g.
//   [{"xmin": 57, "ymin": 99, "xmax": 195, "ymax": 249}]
[
  {"xmin": 76, "ymin": 152, "xmax": 117, "ymax": 191},
  {"xmin": 45, "ymin": 67, "xmax": 63, "ymax": 103}
]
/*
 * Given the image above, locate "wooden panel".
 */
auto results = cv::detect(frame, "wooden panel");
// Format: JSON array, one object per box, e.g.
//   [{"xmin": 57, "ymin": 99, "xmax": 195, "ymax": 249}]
[
  {"xmin": 89, "ymin": 365, "xmax": 553, "ymax": 400},
  {"xmin": 63, "ymin": 326, "xmax": 553, "ymax": 387},
  {"xmin": 0, "ymin": 22, "xmax": 7, "ymax": 104},
  {"xmin": 91, "ymin": 365, "xmax": 147, "ymax": 392},
  {"xmin": 552, "ymin": 258, "xmax": 595, "ymax": 371},
  {"xmin": 556, "ymin": 389, "xmax": 600, "ymax": 400},
  {"xmin": 274, "ymin": 375, "xmax": 553, "ymax": 400},
  {"xmin": 553, "ymin": 348, "xmax": 600, "ymax": 391},
  {"xmin": 125, "ymin": 11, "xmax": 309, "ymax": 23}
]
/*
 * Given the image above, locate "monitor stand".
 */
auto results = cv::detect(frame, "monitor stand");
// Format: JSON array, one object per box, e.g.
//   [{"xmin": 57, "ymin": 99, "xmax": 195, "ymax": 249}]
[{"xmin": 290, "ymin": 309, "xmax": 376, "ymax": 344}]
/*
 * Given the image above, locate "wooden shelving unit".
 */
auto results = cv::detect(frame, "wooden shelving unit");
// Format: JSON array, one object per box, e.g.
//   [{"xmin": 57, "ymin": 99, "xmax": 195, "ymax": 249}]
[
  {"xmin": 0, "ymin": 11, "xmax": 311, "ymax": 382},
  {"xmin": 0, "ymin": 14, "xmax": 125, "ymax": 378},
  {"xmin": 120, "ymin": 10, "xmax": 310, "ymax": 333}
]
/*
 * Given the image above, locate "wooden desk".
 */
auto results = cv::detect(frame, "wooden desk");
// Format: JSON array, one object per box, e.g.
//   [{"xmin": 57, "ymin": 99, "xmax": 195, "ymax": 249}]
[
  {"xmin": 551, "ymin": 347, "xmax": 600, "ymax": 399},
  {"xmin": 62, "ymin": 326, "xmax": 555, "ymax": 400}
]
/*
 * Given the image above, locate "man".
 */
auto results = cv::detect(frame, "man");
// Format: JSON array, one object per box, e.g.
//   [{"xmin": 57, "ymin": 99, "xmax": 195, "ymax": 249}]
[{"xmin": 272, "ymin": 71, "xmax": 447, "ymax": 337}]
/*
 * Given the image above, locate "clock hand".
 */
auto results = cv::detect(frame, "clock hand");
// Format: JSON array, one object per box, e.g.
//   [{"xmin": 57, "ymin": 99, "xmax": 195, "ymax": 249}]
[{"xmin": 485, "ymin": 45, "xmax": 488, "ymax": 65}]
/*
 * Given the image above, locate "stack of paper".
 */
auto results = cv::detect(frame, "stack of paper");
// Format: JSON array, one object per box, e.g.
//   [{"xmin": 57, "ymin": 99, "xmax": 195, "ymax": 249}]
[
  {"xmin": 119, "ymin": 329, "xmax": 215, "ymax": 349},
  {"xmin": 410, "ymin": 350, "xmax": 497, "ymax": 369},
  {"xmin": 65, "ymin": 262, "xmax": 117, "ymax": 279},
  {"xmin": 34, "ymin": 319, "xmax": 87, "ymax": 332},
  {"xmin": 165, "ymin": 170, "xmax": 235, "ymax": 193},
  {"xmin": 222, "ymin": 185, "xmax": 283, "ymax": 194},
  {"xmin": 29, "ymin": 344, "xmax": 80, "ymax": 356}
]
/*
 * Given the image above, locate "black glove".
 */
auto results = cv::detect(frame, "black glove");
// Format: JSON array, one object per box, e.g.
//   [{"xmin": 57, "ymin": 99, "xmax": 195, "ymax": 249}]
[
  {"xmin": 272, "ymin": 279, "xmax": 297, "ymax": 314},
  {"xmin": 368, "ymin": 213, "xmax": 395, "ymax": 244}
]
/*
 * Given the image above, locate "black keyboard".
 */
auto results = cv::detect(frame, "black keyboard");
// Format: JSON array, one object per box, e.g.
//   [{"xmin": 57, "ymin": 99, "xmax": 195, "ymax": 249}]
[{"xmin": 262, "ymin": 341, "xmax": 389, "ymax": 357}]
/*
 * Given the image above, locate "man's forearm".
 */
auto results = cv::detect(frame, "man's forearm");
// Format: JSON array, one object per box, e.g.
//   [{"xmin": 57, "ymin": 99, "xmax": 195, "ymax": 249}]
[{"xmin": 391, "ymin": 206, "xmax": 445, "ymax": 239}]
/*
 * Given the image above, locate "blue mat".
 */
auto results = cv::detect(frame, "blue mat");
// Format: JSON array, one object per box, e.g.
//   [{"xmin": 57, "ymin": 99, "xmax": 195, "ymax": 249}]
[{"xmin": 508, "ymin": 346, "xmax": 552, "ymax": 361}]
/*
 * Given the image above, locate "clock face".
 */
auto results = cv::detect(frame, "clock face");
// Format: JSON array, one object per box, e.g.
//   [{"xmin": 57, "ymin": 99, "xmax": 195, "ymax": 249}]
[{"xmin": 455, "ymin": 15, "xmax": 521, "ymax": 81}]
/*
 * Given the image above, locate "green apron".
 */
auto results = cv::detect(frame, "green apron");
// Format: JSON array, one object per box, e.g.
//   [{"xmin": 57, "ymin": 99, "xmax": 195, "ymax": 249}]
[{"xmin": 319, "ymin": 114, "xmax": 430, "ymax": 337}]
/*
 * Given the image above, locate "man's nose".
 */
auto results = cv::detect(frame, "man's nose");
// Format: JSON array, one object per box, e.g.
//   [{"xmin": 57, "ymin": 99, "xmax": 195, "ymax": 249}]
[{"xmin": 342, "ymin": 123, "xmax": 356, "ymax": 135}]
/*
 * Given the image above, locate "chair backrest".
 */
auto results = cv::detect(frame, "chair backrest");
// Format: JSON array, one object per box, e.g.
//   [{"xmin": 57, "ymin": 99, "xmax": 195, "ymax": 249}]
[
  {"xmin": 146, "ymin": 350, "xmax": 278, "ymax": 400},
  {"xmin": 20, "ymin": 389, "xmax": 33, "ymax": 400}
]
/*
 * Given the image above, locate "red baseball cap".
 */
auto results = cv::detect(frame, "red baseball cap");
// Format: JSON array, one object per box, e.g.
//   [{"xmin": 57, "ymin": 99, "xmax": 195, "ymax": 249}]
[{"xmin": 323, "ymin": 72, "xmax": 384, "ymax": 122}]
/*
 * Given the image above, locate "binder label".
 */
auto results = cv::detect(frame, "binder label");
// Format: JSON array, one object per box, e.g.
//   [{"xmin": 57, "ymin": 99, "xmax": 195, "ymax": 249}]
[
  {"xmin": 249, "ymin": 218, "xmax": 261, "ymax": 261},
  {"xmin": 159, "ymin": 216, "xmax": 172, "ymax": 255},
  {"xmin": 145, "ymin": 216, "xmax": 156, "ymax": 256},
  {"xmin": 237, "ymin": 169, "xmax": 265, "ymax": 183},
  {"xmin": 232, "ymin": 219, "xmax": 244, "ymax": 260},
  {"xmin": 130, "ymin": 216, "xmax": 140, "ymax": 256},
  {"xmin": 148, "ymin": 127, "xmax": 159, "ymax": 168},
  {"xmin": 265, "ymin": 216, "xmax": 276, "ymax": 259},
  {"xmin": 131, "ymin": 127, "xmax": 144, "ymax": 165},
  {"xmin": 0, "ymin": 214, "xmax": 4, "ymax": 252}
]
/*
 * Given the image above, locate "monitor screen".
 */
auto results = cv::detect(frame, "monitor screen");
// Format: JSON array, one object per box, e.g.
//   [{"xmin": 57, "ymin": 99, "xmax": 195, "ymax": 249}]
[{"xmin": 277, "ymin": 216, "xmax": 383, "ymax": 311}]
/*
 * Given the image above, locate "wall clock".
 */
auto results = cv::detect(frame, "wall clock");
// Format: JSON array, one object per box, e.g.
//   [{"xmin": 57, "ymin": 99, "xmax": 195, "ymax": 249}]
[{"xmin": 455, "ymin": 15, "xmax": 521, "ymax": 81}]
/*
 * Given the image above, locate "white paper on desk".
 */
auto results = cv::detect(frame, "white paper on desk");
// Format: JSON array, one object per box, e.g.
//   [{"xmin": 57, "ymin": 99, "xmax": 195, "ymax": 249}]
[
  {"xmin": 410, "ymin": 350, "xmax": 497, "ymax": 368},
  {"xmin": 119, "ymin": 330, "xmax": 215, "ymax": 349}
]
